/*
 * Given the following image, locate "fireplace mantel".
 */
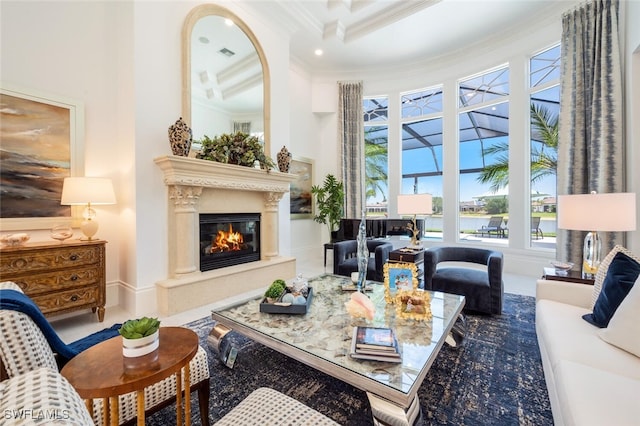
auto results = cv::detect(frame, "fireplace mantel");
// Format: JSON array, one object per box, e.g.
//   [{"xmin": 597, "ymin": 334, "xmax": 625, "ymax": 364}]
[
  {"xmin": 154, "ymin": 155, "xmax": 294, "ymax": 194},
  {"xmin": 153, "ymin": 155, "xmax": 297, "ymax": 315}
]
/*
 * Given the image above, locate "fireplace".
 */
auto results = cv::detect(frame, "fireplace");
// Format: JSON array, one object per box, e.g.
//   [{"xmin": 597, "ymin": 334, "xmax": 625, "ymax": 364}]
[
  {"xmin": 154, "ymin": 155, "xmax": 296, "ymax": 316},
  {"xmin": 200, "ymin": 213, "xmax": 260, "ymax": 271}
]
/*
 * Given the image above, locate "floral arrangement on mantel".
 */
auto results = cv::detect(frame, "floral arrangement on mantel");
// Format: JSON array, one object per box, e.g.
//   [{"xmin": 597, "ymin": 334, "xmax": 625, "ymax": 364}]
[{"xmin": 195, "ymin": 131, "xmax": 276, "ymax": 170}]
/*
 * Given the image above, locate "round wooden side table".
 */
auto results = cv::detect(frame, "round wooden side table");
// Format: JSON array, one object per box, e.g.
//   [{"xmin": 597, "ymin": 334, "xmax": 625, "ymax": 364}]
[{"xmin": 61, "ymin": 326, "xmax": 198, "ymax": 426}]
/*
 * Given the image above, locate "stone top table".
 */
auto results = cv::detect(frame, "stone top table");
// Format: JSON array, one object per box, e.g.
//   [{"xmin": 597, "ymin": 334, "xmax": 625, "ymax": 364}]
[{"xmin": 211, "ymin": 274, "xmax": 465, "ymax": 425}]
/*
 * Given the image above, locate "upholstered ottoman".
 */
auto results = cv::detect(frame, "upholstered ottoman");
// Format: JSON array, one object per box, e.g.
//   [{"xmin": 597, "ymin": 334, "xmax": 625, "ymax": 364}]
[{"xmin": 215, "ymin": 387, "xmax": 339, "ymax": 425}]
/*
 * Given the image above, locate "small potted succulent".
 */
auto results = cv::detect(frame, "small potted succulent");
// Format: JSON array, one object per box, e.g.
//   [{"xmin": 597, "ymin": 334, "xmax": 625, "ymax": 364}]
[
  {"xmin": 119, "ymin": 317, "xmax": 161, "ymax": 357},
  {"xmin": 264, "ymin": 279, "xmax": 286, "ymax": 303}
]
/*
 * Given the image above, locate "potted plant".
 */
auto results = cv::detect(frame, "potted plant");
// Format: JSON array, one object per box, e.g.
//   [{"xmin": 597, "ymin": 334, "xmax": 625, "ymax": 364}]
[
  {"xmin": 119, "ymin": 316, "xmax": 161, "ymax": 357},
  {"xmin": 311, "ymin": 174, "xmax": 345, "ymax": 242},
  {"xmin": 195, "ymin": 131, "xmax": 276, "ymax": 170},
  {"xmin": 264, "ymin": 279, "xmax": 286, "ymax": 303}
]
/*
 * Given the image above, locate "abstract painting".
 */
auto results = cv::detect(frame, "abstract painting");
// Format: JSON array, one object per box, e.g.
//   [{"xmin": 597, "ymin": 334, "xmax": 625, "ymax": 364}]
[
  {"xmin": 0, "ymin": 85, "xmax": 84, "ymax": 230},
  {"xmin": 289, "ymin": 157, "xmax": 313, "ymax": 219}
]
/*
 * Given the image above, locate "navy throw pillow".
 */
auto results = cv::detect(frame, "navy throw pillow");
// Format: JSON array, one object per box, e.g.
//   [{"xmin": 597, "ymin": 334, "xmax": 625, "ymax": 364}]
[{"xmin": 583, "ymin": 252, "xmax": 640, "ymax": 328}]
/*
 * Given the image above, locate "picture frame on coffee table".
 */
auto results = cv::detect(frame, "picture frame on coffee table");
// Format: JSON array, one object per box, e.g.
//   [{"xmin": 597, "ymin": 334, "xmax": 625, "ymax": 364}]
[
  {"xmin": 395, "ymin": 289, "xmax": 432, "ymax": 321},
  {"xmin": 383, "ymin": 262, "xmax": 418, "ymax": 303}
]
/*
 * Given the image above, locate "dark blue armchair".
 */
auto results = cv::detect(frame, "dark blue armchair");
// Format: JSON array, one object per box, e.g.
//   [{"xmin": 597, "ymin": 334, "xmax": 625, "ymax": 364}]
[
  {"xmin": 424, "ymin": 246, "xmax": 503, "ymax": 314},
  {"xmin": 333, "ymin": 239, "xmax": 393, "ymax": 282}
]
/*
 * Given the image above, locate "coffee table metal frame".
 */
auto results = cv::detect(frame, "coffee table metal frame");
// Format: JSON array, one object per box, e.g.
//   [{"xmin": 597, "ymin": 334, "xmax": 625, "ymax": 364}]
[{"xmin": 210, "ymin": 274, "xmax": 465, "ymax": 425}]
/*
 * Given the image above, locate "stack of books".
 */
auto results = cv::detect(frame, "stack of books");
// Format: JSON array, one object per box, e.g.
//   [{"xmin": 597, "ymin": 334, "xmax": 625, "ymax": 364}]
[{"xmin": 350, "ymin": 326, "xmax": 401, "ymax": 363}]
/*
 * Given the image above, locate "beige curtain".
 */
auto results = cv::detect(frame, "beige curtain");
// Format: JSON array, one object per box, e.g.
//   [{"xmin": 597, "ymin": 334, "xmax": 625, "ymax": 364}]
[
  {"xmin": 338, "ymin": 81, "xmax": 364, "ymax": 218},
  {"xmin": 557, "ymin": 0, "xmax": 625, "ymax": 265}
]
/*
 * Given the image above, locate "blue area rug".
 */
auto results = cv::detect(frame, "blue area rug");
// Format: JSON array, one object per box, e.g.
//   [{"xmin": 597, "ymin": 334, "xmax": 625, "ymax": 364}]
[{"xmin": 146, "ymin": 293, "xmax": 552, "ymax": 425}]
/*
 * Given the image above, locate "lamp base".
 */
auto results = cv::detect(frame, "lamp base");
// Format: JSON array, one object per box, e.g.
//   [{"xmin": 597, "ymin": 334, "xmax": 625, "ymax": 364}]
[
  {"xmin": 407, "ymin": 215, "xmax": 421, "ymax": 247},
  {"xmin": 582, "ymin": 231, "xmax": 601, "ymax": 279},
  {"xmin": 80, "ymin": 219, "xmax": 99, "ymax": 240}
]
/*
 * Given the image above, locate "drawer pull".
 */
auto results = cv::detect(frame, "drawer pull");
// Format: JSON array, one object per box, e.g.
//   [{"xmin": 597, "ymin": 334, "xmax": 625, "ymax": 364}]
[
  {"xmin": 71, "ymin": 295, "xmax": 78, "ymax": 302},
  {"xmin": 70, "ymin": 254, "xmax": 78, "ymax": 261},
  {"xmin": 70, "ymin": 275, "xmax": 78, "ymax": 281}
]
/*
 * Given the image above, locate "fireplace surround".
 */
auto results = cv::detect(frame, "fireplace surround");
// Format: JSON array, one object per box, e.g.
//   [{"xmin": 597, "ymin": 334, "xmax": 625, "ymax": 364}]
[{"xmin": 154, "ymin": 156, "xmax": 296, "ymax": 315}]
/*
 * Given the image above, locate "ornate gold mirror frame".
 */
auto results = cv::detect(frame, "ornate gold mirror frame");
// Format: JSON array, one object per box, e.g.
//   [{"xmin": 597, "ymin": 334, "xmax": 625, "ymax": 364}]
[{"xmin": 181, "ymin": 4, "xmax": 271, "ymax": 154}]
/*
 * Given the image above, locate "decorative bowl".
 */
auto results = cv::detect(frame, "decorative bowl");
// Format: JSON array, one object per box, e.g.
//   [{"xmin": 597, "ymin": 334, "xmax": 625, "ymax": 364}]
[
  {"xmin": 0, "ymin": 233, "xmax": 30, "ymax": 247},
  {"xmin": 50, "ymin": 225, "xmax": 73, "ymax": 242},
  {"xmin": 550, "ymin": 261, "xmax": 574, "ymax": 272}
]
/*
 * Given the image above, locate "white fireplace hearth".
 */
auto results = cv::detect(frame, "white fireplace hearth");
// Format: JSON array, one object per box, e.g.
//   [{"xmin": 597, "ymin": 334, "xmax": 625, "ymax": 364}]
[{"xmin": 154, "ymin": 155, "xmax": 296, "ymax": 316}]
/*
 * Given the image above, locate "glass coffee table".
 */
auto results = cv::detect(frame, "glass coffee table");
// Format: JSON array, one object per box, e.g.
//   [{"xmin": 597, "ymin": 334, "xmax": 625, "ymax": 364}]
[{"xmin": 210, "ymin": 274, "xmax": 465, "ymax": 425}]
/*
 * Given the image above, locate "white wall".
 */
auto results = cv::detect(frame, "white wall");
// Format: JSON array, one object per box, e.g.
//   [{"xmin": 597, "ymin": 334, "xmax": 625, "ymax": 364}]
[
  {"xmin": 1, "ymin": 0, "xmax": 294, "ymax": 315},
  {"xmin": 1, "ymin": 1, "xmax": 129, "ymax": 303}
]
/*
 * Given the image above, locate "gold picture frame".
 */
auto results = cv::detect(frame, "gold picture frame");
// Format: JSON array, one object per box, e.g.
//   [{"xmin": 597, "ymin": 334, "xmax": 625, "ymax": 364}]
[
  {"xmin": 395, "ymin": 289, "xmax": 432, "ymax": 321},
  {"xmin": 383, "ymin": 262, "xmax": 419, "ymax": 303}
]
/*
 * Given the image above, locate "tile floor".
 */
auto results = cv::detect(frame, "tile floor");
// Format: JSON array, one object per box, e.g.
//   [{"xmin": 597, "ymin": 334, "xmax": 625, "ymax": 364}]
[{"xmin": 51, "ymin": 249, "xmax": 537, "ymax": 343}]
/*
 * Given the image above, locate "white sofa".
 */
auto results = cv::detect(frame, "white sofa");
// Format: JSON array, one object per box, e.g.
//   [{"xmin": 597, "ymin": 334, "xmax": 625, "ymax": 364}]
[{"xmin": 536, "ymin": 278, "xmax": 640, "ymax": 426}]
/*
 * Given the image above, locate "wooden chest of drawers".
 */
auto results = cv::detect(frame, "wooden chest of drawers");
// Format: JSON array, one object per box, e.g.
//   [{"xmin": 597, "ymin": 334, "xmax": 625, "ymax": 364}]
[{"xmin": 0, "ymin": 240, "xmax": 106, "ymax": 322}]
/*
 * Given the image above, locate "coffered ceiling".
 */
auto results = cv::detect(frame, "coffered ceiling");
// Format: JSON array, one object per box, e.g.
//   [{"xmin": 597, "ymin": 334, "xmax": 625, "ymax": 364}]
[
  {"xmin": 191, "ymin": 0, "xmax": 575, "ymax": 117},
  {"xmin": 251, "ymin": 0, "xmax": 573, "ymax": 73}
]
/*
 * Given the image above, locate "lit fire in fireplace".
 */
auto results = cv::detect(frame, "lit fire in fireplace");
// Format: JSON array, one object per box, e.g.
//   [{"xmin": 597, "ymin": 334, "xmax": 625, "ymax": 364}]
[{"xmin": 210, "ymin": 224, "xmax": 245, "ymax": 253}]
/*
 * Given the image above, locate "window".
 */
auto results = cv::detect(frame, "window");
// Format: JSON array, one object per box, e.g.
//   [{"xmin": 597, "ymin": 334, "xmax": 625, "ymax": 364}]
[
  {"xmin": 364, "ymin": 96, "xmax": 388, "ymax": 216},
  {"xmin": 458, "ymin": 66, "xmax": 510, "ymax": 242},
  {"xmin": 529, "ymin": 44, "xmax": 560, "ymax": 248},
  {"xmin": 400, "ymin": 87, "xmax": 443, "ymax": 239},
  {"xmin": 360, "ymin": 42, "xmax": 560, "ymax": 254}
]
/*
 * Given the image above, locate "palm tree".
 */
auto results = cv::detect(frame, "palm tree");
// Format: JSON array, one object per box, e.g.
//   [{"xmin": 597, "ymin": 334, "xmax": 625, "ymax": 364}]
[
  {"xmin": 529, "ymin": 103, "xmax": 558, "ymax": 185},
  {"xmin": 364, "ymin": 127, "xmax": 388, "ymax": 201},
  {"xmin": 476, "ymin": 103, "xmax": 558, "ymax": 191}
]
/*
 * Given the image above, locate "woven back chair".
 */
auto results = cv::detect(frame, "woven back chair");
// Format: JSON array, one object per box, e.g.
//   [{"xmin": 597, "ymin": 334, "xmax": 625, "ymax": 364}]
[
  {"xmin": 0, "ymin": 367, "xmax": 94, "ymax": 425},
  {"xmin": 0, "ymin": 282, "xmax": 211, "ymax": 426}
]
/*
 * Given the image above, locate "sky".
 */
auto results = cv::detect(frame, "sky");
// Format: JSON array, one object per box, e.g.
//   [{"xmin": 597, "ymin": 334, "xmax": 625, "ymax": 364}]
[{"xmin": 368, "ymin": 134, "xmax": 557, "ymax": 206}]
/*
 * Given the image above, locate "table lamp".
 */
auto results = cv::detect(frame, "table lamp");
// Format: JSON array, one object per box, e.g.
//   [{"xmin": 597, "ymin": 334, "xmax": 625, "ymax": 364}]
[
  {"xmin": 557, "ymin": 192, "xmax": 636, "ymax": 278},
  {"xmin": 61, "ymin": 177, "xmax": 116, "ymax": 240},
  {"xmin": 397, "ymin": 193, "xmax": 433, "ymax": 247}
]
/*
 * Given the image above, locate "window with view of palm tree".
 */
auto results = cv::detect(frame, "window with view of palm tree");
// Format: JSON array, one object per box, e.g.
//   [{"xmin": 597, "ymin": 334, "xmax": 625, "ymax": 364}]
[
  {"xmin": 476, "ymin": 103, "xmax": 558, "ymax": 192},
  {"xmin": 364, "ymin": 126, "xmax": 388, "ymax": 205}
]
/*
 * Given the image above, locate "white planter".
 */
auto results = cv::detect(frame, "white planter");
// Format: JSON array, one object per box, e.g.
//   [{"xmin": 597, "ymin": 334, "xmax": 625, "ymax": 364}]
[{"xmin": 122, "ymin": 330, "xmax": 159, "ymax": 358}]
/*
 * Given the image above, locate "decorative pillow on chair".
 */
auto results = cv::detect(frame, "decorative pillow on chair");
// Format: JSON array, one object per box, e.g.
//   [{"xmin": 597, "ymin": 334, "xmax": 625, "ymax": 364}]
[
  {"xmin": 592, "ymin": 245, "xmax": 640, "ymax": 309},
  {"xmin": 582, "ymin": 252, "xmax": 640, "ymax": 328},
  {"xmin": 599, "ymin": 275, "xmax": 640, "ymax": 357}
]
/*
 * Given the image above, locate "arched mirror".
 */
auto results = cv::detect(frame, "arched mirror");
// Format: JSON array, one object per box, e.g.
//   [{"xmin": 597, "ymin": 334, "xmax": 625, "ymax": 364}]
[{"xmin": 182, "ymin": 4, "xmax": 270, "ymax": 153}]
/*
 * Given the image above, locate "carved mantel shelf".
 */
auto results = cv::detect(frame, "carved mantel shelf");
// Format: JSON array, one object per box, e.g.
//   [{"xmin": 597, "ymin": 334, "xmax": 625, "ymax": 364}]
[{"xmin": 154, "ymin": 155, "xmax": 295, "ymax": 194}]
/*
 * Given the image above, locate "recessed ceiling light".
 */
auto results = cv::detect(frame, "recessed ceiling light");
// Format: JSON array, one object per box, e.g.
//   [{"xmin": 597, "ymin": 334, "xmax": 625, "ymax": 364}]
[
  {"xmin": 314, "ymin": 49, "xmax": 323, "ymax": 56},
  {"xmin": 199, "ymin": 36, "xmax": 210, "ymax": 44},
  {"xmin": 225, "ymin": 19, "xmax": 234, "ymax": 27},
  {"xmin": 218, "ymin": 48, "xmax": 235, "ymax": 57}
]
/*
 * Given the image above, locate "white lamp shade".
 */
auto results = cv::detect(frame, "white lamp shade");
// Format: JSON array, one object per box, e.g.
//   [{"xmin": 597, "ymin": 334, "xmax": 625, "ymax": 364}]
[
  {"xmin": 557, "ymin": 192, "xmax": 636, "ymax": 232},
  {"xmin": 61, "ymin": 177, "xmax": 116, "ymax": 205},
  {"xmin": 397, "ymin": 194, "xmax": 433, "ymax": 215}
]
